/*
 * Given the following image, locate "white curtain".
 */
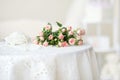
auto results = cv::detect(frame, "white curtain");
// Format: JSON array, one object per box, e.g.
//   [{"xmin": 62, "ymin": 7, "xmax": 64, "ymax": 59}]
[{"xmin": 65, "ymin": 0, "xmax": 88, "ymax": 28}]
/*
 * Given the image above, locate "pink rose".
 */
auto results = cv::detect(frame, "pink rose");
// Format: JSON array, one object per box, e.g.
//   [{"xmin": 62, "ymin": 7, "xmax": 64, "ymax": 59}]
[
  {"xmin": 43, "ymin": 41, "xmax": 48, "ymax": 47},
  {"xmin": 58, "ymin": 41, "xmax": 68, "ymax": 47},
  {"xmin": 62, "ymin": 28, "xmax": 66, "ymax": 32},
  {"xmin": 62, "ymin": 41, "xmax": 69, "ymax": 47},
  {"xmin": 49, "ymin": 34, "xmax": 53, "ymax": 40},
  {"xmin": 40, "ymin": 37, "xmax": 44, "ymax": 41},
  {"xmin": 45, "ymin": 25, "xmax": 51, "ymax": 30},
  {"xmin": 39, "ymin": 31, "xmax": 43, "ymax": 37},
  {"xmin": 78, "ymin": 40, "xmax": 83, "ymax": 45},
  {"xmin": 33, "ymin": 39, "xmax": 39, "ymax": 45},
  {"xmin": 67, "ymin": 26, "xmax": 72, "ymax": 31},
  {"xmin": 69, "ymin": 38, "xmax": 76, "ymax": 45},
  {"xmin": 68, "ymin": 31, "xmax": 73, "ymax": 35},
  {"xmin": 77, "ymin": 29, "xmax": 85, "ymax": 35},
  {"xmin": 58, "ymin": 33, "xmax": 64, "ymax": 40}
]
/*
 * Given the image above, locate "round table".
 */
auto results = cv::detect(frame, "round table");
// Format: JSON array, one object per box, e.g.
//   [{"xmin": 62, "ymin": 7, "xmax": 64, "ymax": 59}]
[{"xmin": 0, "ymin": 42, "xmax": 99, "ymax": 80}]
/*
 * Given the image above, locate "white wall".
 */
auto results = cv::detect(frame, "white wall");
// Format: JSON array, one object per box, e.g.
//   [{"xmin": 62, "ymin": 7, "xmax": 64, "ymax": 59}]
[
  {"xmin": 0, "ymin": 0, "xmax": 72, "ymax": 39},
  {"xmin": 0, "ymin": 0, "xmax": 72, "ymax": 22}
]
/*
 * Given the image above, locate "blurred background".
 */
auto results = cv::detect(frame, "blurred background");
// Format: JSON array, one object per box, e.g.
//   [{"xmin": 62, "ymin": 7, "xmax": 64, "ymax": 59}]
[{"xmin": 0, "ymin": 0, "xmax": 120, "ymax": 79}]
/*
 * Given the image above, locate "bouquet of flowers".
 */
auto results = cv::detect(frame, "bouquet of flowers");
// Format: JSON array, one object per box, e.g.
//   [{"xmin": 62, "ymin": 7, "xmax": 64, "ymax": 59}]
[{"xmin": 33, "ymin": 22, "xmax": 85, "ymax": 47}]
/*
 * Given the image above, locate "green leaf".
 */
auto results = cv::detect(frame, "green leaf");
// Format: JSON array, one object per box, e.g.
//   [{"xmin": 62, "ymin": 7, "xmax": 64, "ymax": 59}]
[
  {"xmin": 48, "ymin": 23, "xmax": 52, "ymax": 26},
  {"xmin": 56, "ymin": 22, "xmax": 62, "ymax": 27},
  {"xmin": 36, "ymin": 36, "xmax": 40, "ymax": 41}
]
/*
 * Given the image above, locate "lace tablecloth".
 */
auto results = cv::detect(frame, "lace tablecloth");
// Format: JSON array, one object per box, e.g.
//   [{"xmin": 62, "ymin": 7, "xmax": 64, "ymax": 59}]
[{"xmin": 0, "ymin": 42, "xmax": 99, "ymax": 80}]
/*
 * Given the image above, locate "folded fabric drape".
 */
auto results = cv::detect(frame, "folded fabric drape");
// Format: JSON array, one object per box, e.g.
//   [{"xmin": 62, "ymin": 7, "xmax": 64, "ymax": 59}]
[{"xmin": 0, "ymin": 42, "xmax": 99, "ymax": 80}]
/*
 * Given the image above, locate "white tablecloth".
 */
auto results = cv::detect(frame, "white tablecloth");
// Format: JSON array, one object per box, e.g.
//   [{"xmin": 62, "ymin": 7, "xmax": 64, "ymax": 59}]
[{"xmin": 0, "ymin": 42, "xmax": 99, "ymax": 80}]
